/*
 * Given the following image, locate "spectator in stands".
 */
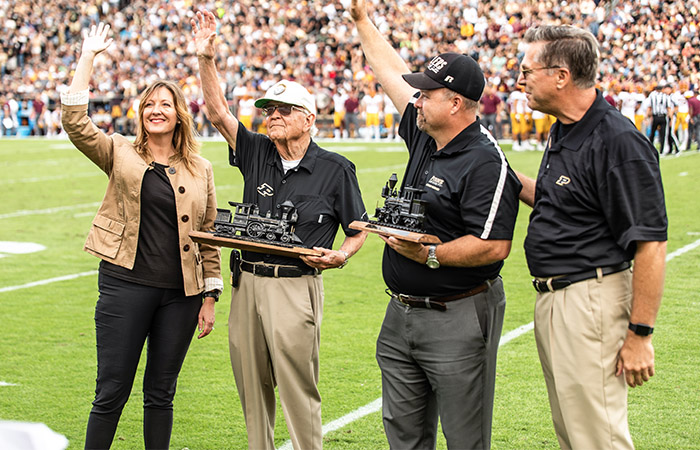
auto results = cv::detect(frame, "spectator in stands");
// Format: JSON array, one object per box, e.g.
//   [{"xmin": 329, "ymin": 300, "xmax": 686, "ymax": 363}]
[{"xmin": 1, "ymin": 0, "xmax": 699, "ymax": 140}]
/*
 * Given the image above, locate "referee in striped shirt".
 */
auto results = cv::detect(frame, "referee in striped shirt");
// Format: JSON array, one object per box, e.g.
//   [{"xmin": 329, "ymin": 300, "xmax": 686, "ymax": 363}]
[{"xmin": 647, "ymin": 81, "xmax": 675, "ymax": 154}]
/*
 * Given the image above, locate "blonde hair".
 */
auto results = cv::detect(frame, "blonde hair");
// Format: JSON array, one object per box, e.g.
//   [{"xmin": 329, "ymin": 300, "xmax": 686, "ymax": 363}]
[{"xmin": 133, "ymin": 80, "xmax": 200, "ymax": 173}]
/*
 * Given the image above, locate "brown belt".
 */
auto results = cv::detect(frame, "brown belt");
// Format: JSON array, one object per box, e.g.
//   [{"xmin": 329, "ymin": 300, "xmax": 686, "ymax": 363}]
[{"xmin": 388, "ymin": 282, "xmax": 490, "ymax": 312}]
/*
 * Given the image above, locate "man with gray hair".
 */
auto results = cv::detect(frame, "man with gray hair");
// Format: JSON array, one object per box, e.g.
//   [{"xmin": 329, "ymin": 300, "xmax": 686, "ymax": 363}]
[
  {"xmin": 516, "ymin": 25, "xmax": 667, "ymax": 450},
  {"xmin": 192, "ymin": 10, "xmax": 367, "ymax": 450}
]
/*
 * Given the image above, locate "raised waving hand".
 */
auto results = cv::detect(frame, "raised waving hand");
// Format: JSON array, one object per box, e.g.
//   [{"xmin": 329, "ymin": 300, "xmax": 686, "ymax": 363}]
[
  {"xmin": 82, "ymin": 22, "xmax": 113, "ymax": 57},
  {"xmin": 67, "ymin": 22, "xmax": 114, "ymax": 94},
  {"xmin": 192, "ymin": 10, "xmax": 218, "ymax": 60}
]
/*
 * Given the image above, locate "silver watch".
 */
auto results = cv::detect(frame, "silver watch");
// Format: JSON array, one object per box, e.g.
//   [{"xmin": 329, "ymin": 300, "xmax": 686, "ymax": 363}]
[
  {"xmin": 426, "ymin": 245, "xmax": 440, "ymax": 269},
  {"xmin": 337, "ymin": 250, "xmax": 349, "ymax": 269}
]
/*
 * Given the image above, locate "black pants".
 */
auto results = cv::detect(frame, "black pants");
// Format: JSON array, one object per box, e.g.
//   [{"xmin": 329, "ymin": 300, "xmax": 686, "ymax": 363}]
[
  {"xmin": 649, "ymin": 114, "xmax": 668, "ymax": 153},
  {"xmin": 85, "ymin": 272, "xmax": 201, "ymax": 450}
]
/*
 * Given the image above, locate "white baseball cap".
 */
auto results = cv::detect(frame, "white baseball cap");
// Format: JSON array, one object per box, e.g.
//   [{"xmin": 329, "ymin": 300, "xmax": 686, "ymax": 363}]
[{"xmin": 254, "ymin": 80, "xmax": 317, "ymax": 115}]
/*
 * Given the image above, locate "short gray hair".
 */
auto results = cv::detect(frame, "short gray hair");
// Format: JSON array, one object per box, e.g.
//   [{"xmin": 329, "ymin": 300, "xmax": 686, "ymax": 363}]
[{"xmin": 523, "ymin": 25, "xmax": 600, "ymax": 89}]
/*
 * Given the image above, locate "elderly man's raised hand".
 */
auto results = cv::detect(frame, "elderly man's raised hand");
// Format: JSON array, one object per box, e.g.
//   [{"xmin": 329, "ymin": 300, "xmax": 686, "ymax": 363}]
[
  {"xmin": 191, "ymin": 10, "xmax": 218, "ymax": 59},
  {"xmin": 349, "ymin": 0, "xmax": 369, "ymax": 23},
  {"xmin": 81, "ymin": 22, "xmax": 113, "ymax": 57}
]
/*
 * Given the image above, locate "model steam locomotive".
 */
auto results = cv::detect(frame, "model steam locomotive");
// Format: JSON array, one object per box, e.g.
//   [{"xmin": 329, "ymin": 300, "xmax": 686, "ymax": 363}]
[
  {"xmin": 213, "ymin": 200, "xmax": 305, "ymax": 247},
  {"xmin": 371, "ymin": 173, "xmax": 428, "ymax": 233}
]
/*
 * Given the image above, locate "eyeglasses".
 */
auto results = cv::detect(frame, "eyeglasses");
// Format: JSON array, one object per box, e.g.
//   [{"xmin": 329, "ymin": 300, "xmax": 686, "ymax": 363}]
[
  {"xmin": 261, "ymin": 105, "xmax": 309, "ymax": 117},
  {"xmin": 520, "ymin": 66, "xmax": 562, "ymax": 79}
]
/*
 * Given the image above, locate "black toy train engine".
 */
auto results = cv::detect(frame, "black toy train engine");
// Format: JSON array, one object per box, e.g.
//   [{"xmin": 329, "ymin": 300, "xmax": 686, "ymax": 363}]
[
  {"xmin": 372, "ymin": 173, "xmax": 427, "ymax": 232},
  {"xmin": 214, "ymin": 200, "xmax": 304, "ymax": 246}
]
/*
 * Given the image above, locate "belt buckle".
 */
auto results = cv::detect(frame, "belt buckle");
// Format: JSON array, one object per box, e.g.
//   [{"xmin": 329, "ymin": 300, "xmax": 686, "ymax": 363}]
[
  {"xmin": 533, "ymin": 278, "xmax": 555, "ymax": 293},
  {"xmin": 532, "ymin": 279, "xmax": 543, "ymax": 293},
  {"xmin": 396, "ymin": 293, "xmax": 410, "ymax": 305}
]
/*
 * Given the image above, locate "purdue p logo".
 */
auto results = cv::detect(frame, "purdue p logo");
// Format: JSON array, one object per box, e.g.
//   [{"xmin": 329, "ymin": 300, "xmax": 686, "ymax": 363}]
[
  {"xmin": 555, "ymin": 176, "xmax": 571, "ymax": 186},
  {"xmin": 257, "ymin": 183, "xmax": 274, "ymax": 197}
]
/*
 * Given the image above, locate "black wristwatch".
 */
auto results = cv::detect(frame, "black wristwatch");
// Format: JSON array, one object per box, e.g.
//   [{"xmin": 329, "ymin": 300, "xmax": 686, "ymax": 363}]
[
  {"xmin": 203, "ymin": 290, "xmax": 220, "ymax": 302},
  {"xmin": 425, "ymin": 245, "xmax": 440, "ymax": 269},
  {"xmin": 628, "ymin": 322, "xmax": 654, "ymax": 336}
]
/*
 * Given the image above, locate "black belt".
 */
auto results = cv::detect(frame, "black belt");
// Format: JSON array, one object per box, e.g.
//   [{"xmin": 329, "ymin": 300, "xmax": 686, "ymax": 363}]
[
  {"xmin": 240, "ymin": 261, "xmax": 317, "ymax": 278},
  {"xmin": 388, "ymin": 281, "xmax": 491, "ymax": 312},
  {"xmin": 532, "ymin": 261, "xmax": 631, "ymax": 293}
]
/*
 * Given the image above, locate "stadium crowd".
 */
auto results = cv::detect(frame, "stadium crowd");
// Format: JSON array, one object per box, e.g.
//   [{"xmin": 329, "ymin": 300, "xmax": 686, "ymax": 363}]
[{"xmin": 0, "ymin": 0, "xmax": 699, "ymax": 148}]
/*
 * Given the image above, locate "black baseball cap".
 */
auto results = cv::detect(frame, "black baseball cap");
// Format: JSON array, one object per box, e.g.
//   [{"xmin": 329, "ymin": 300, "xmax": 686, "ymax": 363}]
[{"xmin": 402, "ymin": 52, "xmax": 485, "ymax": 101}]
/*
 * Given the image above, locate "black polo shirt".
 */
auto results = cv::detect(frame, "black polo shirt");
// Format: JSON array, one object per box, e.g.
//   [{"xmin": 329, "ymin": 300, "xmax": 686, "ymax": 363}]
[
  {"xmin": 382, "ymin": 95, "xmax": 522, "ymax": 297},
  {"xmin": 524, "ymin": 91, "xmax": 668, "ymax": 277},
  {"xmin": 230, "ymin": 124, "xmax": 367, "ymax": 267}
]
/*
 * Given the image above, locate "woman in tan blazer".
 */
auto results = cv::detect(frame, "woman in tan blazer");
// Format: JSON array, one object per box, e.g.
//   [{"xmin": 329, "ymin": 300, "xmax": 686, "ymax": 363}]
[{"xmin": 61, "ymin": 23, "xmax": 222, "ymax": 449}]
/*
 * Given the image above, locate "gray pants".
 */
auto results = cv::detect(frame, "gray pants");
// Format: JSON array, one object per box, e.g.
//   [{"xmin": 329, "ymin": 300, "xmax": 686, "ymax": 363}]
[
  {"xmin": 376, "ymin": 278, "xmax": 505, "ymax": 450},
  {"xmin": 690, "ymin": 115, "xmax": 700, "ymax": 149}
]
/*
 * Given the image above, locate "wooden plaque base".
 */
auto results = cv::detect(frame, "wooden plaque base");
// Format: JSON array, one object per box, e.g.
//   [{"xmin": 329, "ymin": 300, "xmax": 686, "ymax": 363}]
[
  {"xmin": 349, "ymin": 221, "xmax": 442, "ymax": 244},
  {"xmin": 189, "ymin": 231, "xmax": 322, "ymax": 258}
]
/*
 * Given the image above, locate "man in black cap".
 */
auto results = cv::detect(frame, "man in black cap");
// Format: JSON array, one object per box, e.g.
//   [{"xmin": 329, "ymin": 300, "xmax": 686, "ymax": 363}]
[{"xmin": 350, "ymin": 1, "xmax": 522, "ymax": 448}]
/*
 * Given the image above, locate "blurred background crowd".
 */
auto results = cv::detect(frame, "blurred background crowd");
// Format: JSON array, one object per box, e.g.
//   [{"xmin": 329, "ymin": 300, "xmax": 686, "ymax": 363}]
[{"xmin": 0, "ymin": 0, "xmax": 699, "ymax": 149}]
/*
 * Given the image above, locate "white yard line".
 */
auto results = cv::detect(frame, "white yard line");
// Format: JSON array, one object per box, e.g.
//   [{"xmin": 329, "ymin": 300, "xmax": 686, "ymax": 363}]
[
  {"xmin": 666, "ymin": 239, "xmax": 700, "ymax": 261},
  {"xmin": 0, "ymin": 270, "xmax": 97, "ymax": 294},
  {"xmin": 277, "ymin": 237, "xmax": 698, "ymax": 449},
  {"xmin": 0, "ymin": 202, "xmax": 100, "ymax": 220}
]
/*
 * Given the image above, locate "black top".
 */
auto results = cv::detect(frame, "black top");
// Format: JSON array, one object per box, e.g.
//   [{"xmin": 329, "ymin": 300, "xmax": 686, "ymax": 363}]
[
  {"xmin": 524, "ymin": 91, "xmax": 668, "ymax": 277},
  {"xmin": 230, "ymin": 124, "xmax": 367, "ymax": 267},
  {"xmin": 101, "ymin": 162, "xmax": 184, "ymax": 288},
  {"xmin": 382, "ymin": 94, "xmax": 522, "ymax": 296}
]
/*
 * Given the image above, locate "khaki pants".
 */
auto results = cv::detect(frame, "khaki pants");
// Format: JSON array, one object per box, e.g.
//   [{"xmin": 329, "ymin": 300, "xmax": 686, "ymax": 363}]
[
  {"xmin": 534, "ymin": 269, "xmax": 635, "ymax": 450},
  {"xmin": 229, "ymin": 271, "xmax": 324, "ymax": 450}
]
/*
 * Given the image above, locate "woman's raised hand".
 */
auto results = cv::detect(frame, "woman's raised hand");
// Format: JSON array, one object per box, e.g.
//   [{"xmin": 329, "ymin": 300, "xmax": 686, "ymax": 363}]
[{"xmin": 81, "ymin": 22, "xmax": 113, "ymax": 57}]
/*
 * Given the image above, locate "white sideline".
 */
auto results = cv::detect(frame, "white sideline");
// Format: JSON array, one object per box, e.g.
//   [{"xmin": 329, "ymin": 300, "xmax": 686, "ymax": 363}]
[
  {"xmin": 277, "ymin": 237, "xmax": 699, "ymax": 449},
  {"xmin": 665, "ymin": 239, "xmax": 700, "ymax": 261},
  {"xmin": 0, "ymin": 270, "xmax": 97, "ymax": 294}
]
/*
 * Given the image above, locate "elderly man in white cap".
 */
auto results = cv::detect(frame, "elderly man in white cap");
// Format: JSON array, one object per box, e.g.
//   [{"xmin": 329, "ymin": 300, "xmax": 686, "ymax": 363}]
[{"xmin": 192, "ymin": 10, "xmax": 367, "ymax": 450}]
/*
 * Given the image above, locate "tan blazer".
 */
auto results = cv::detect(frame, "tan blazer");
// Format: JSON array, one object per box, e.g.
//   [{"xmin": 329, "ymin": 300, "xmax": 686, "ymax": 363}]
[{"xmin": 61, "ymin": 103, "xmax": 221, "ymax": 296}]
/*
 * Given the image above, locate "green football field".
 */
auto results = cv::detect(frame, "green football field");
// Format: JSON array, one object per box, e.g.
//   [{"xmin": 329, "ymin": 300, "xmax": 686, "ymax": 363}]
[{"xmin": 0, "ymin": 138, "xmax": 698, "ymax": 449}]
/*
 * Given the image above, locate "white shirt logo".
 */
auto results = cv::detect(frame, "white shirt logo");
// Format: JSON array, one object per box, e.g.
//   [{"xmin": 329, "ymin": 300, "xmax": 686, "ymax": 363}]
[{"xmin": 426, "ymin": 175, "xmax": 445, "ymax": 191}]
